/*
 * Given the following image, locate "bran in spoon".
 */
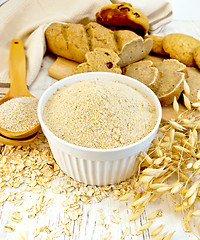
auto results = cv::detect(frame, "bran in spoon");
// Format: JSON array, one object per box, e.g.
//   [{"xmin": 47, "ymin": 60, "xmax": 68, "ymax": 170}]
[{"xmin": 0, "ymin": 96, "xmax": 39, "ymax": 132}]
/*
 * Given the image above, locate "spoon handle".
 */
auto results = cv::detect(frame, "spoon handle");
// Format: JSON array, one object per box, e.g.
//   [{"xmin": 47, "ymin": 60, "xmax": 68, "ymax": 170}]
[{"xmin": 8, "ymin": 39, "xmax": 30, "ymax": 97}]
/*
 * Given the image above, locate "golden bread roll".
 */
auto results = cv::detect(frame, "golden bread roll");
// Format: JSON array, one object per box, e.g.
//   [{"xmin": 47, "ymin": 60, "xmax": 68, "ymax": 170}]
[{"xmin": 96, "ymin": 2, "xmax": 149, "ymax": 36}]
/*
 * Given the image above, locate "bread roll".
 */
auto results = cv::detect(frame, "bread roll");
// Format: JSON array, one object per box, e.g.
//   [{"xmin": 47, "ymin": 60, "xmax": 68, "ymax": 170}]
[
  {"xmin": 116, "ymin": 30, "xmax": 152, "ymax": 67},
  {"xmin": 85, "ymin": 22, "xmax": 118, "ymax": 52},
  {"xmin": 96, "ymin": 2, "xmax": 149, "ymax": 36}
]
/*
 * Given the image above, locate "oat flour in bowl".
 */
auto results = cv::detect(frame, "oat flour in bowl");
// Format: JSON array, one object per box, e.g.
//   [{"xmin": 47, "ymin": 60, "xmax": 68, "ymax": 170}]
[{"xmin": 43, "ymin": 79, "xmax": 157, "ymax": 149}]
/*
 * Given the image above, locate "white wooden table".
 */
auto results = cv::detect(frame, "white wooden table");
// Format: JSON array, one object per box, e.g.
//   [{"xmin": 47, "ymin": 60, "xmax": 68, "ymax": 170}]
[{"xmin": 1, "ymin": 0, "xmax": 200, "ymax": 239}]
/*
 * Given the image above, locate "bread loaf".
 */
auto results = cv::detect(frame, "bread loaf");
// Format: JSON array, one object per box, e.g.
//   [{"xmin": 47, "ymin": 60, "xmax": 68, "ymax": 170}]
[
  {"xmin": 123, "ymin": 60, "xmax": 160, "ymax": 92},
  {"xmin": 45, "ymin": 22, "xmax": 152, "ymax": 67},
  {"xmin": 115, "ymin": 30, "xmax": 152, "ymax": 67},
  {"xmin": 85, "ymin": 22, "xmax": 118, "ymax": 52},
  {"xmin": 45, "ymin": 23, "xmax": 89, "ymax": 63},
  {"xmin": 162, "ymin": 104, "xmax": 187, "ymax": 122},
  {"xmin": 154, "ymin": 59, "xmax": 187, "ymax": 105}
]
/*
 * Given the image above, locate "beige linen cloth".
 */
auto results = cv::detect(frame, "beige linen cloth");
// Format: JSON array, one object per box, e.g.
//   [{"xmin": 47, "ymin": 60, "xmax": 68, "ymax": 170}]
[{"xmin": 0, "ymin": 0, "xmax": 172, "ymax": 97}]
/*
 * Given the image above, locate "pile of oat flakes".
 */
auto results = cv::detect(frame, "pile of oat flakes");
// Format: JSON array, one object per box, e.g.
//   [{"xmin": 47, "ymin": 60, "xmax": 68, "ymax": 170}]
[{"xmin": 1, "ymin": 108, "xmax": 200, "ymax": 239}]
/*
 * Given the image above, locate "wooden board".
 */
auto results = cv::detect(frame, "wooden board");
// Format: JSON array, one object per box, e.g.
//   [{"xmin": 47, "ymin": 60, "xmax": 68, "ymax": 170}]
[
  {"xmin": 161, "ymin": 103, "xmax": 187, "ymax": 122},
  {"xmin": 48, "ymin": 57, "xmax": 79, "ymax": 80},
  {"xmin": 162, "ymin": 103, "xmax": 200, "ymax": 122}
]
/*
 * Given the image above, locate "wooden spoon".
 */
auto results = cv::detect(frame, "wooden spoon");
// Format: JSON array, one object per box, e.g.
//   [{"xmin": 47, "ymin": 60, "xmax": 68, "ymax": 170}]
[
  {"xmin": 0, "ymin": 39, "xmax": 40, "ymax": 139},
  {"xmin": 0, "ymin": 132, "xmax": 39, "ymax": 146}
]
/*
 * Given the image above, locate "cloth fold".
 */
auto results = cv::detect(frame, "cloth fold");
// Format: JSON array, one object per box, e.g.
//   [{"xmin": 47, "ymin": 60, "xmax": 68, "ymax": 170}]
[{"xmin": 0, "ymin": 0, "xmax": 173, "ymax": 97}]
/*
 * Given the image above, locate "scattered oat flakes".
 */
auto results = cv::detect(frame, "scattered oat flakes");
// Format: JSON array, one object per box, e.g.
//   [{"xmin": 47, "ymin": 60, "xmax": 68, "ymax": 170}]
[
  {"xmin": 18, "ymin": 232, "xmax": 27, "ymax": 240},
  {"xmin": 4, "ymin": 224, "xmax": 15, "ymax": 232},
  {"xmin": 104, "ymin": 223, "xmax": 109, "ymax": 230},
  {"xmin": 182, "ymin": 220, "xmax": 192, "ymax": 232},
  {"xmin": 11, "ymin": 211, "xmax": 22, "ymax": 223},
  {"xmin": 184, "ymin": 80, "xmax": 190, "ymax": 96},
  {"xmin": 102, "ymin": 232, "xmax": 111, "ymax": 240},
  {"xmin": 110, "ymin": 213, "xmax": 120, "ymax": 224},
  {"xmin": 123, "ymin": 226, "xmax": 130, "ymax": 236},
  {"xmin": 163, "ymin": 231, "xmax": 175, "ymax": 240},
  {"xmin": 129, "ymin": 208, "xmax": 144, "ymax": 222}
]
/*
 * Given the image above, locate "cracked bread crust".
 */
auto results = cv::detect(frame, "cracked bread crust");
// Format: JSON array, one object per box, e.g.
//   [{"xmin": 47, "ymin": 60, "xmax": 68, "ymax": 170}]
[
  {"xmin": 45, "ymin": 22, "xmax": 89, "ymax": 63},
  {"xmin": 85, "ymin": 22, "xmax": 118, "ymax": 52}
]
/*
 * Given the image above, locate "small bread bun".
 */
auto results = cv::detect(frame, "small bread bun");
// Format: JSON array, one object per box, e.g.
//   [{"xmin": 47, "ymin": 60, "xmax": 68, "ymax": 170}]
[{"xmin": 96, "ymin": 2, "xmax": 149, "ymax": 36}]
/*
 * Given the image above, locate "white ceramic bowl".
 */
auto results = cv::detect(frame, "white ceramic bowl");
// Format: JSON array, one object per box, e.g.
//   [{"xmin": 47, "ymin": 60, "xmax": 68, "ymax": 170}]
[{"xmin": 38, "ymin": 72, "xmax": 162, "ymax": 186}]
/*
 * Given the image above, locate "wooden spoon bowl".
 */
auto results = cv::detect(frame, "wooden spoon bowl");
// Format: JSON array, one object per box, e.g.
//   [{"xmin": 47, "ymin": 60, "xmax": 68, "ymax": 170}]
[{"xmin": 0, "ymin": 39, "xmax": 40, "ymax": 140}]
